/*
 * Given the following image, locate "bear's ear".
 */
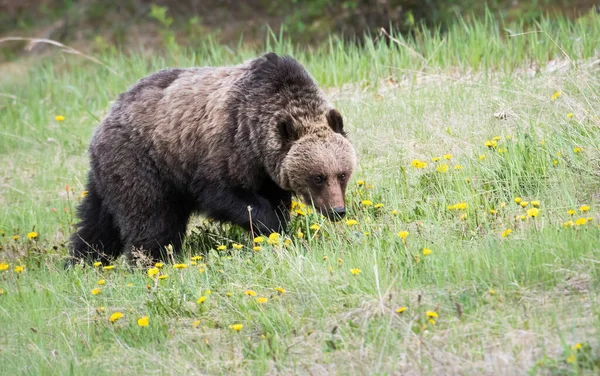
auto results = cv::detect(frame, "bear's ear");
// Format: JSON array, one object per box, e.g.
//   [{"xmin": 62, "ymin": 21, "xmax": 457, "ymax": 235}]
[
  {"xmin": 277, "ymin": 115, "xmax": 298, "ymax": 143},
  {"xmin": 326, "ymin": 109, "xmax": 346, "ymax": 136}
]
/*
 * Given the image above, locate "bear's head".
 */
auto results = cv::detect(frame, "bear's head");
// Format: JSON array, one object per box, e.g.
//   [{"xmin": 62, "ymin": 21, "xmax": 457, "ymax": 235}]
[{"xmin": 278, "ymin": 108, "xmax": 357, "ymax": 220}]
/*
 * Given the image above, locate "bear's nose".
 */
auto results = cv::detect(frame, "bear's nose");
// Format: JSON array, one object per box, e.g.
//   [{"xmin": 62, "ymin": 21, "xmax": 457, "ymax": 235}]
[{"xmin": 328, "ymin": 207, "xmax": 346, "ymax": 221}]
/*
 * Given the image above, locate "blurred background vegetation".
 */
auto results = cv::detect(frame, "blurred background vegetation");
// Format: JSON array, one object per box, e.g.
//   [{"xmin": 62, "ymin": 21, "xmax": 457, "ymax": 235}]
[{"xmin": 1, "ymin": 0, "xmax": 598, "ymax": 62}]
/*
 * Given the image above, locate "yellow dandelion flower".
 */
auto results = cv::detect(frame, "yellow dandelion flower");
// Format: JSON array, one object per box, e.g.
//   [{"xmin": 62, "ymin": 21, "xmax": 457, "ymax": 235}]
[
  {"xmin": 147, "ymin": 267, "xmax": 160, "ymax": 278},
  {"xmin": 520, "ymin": 201, "xmax": 528, "ymax": 208},
  {"xmin": 396, "ymin": 307, "xmax": 407, "ymax": 313},
  {"xmin": 296, "ymin": 230, "xmax": 304, "ymax": 238},
  {"xmin": 103, "ymin": 265, "xmax": 115, "ymax": 270},
  {"xmin": 173, "ymin": 263, "xmax": 187, "ymax": 269},
  {"xmin": 192, "ymin": 320, "xmax": 201, "ymax": 328},
  {"xmin": 520, "ymin": 215, "xmax": 526, "ymax": 220},
  {"xmin": 109, "ymin": 312, "xmax": 124, "ymax": 323},
  {"xmin": 527, "ymin": 208, "xmax": 540, "ymax": 217},
  {"xmin": 567, "ymin": 353, "xmax": 575, "ymax": 363},
  {"xmin": 391, "ymin": 209, "xmax": 398, "ymax": 215},
  {"xmin": 492, "ymin": 136, "xmax": 501, "ymax": 141},
  {"xmin": 229, "ymin": 324, "xmax": 243, "ymax": 331},
  {"xmin": 337, "ymin": 258, "xmax": 343, "ymax": 264},
  {"xmin": 295, "ymin": 209, "xmax": 307, "ymax": 216},
  {"xmin": 0, "ymin": 262, "xmax": 8, "ymax": 271},
  {"xmin": 573, "ymin": 343, "xmax": 582, "ymax": 350},
  {"xmin": 97, "ymin": 279, "xmax": 106, "ymax": 286},
  {"xmin": 14, "ymin": 265, "xmax": 24, "ymax": 273},
  {"xmin": 454, "ymin": 202, "xmax": 467, "ymax": 210},
  {"xmin": 158, "ymin": 274, "xmax": 169, "ymax": 280},
  {"xmin": 553, "ymin": 159, "xmax": 558, "ymax": 165},
  {"xmin": 563, "ymin": 220, "xmax": 574, "ymax": 228},
  {"xmin": 254, "ymin": 236, "xmax": 265, "ymax": 243},
  {"xmin": 443, "ymin": 154, "xmax": 452, "ymax": 160},
  {"xmin": 137, "ymin": 316, "xmax": 149, "ymax": 327},
  {"xmin": 225, "ymin": 291, "xmax": 232, "ymax": 297},
  {"xmin": 587, "ymin": 217, "xmax": 593, "ymax": 221},
  {"xmin": 551, "ymin": 91, "xmax": 561, "ymax": 100},
  {"xmin": 531, "ymin": 201, "xmax": 540, "ymax": 207},
  {"xmin": 27, "ymin": 232, "xmax": 38, "ymax": 240},
  {"xmin": 155, "ymin": 262, "xmax": 164, "ymax": 268},
  {"xmin": 426, "ymin": 311, "xmax": 438, "ymax": 318},
  {"xmin": 126, "ymin": 283, "xmax": 133, "ymax": 287},
  {"xmin": 350, "ymin": 268, "xmax": 361, "ymax": 275},
  {"xmin": 256, "ymin": 297, "xmax": 268, "ymax": 304},
  {"xmin": 573, "ymin": 147, "xmax": 581, "ymax": 153},
  {"xmin": 489, "ymin": 289, "xmax": 495, "ymax": 295},
  {"xmin": 489, "ymin": 209, "xmax": 497, "ymax": 215},
  {"xmin": 253, "ymin": 246, "xmax": 261, "ymax": 251},
  {"xmin": 436, "ymin": 164, "xmax": 449, "ymax": 173},
  {"xmin": 309, "ymin": 223, "xmax": 320, "ymax": 231},
  {"xmin": 361, "ymin": 200, "xmax": 373, "ymax": 207},
  {"xmin": 479, "ymin": 154, "xmax": 486, "ymax": 160},
  {"xmin": 397, "ymin": 231, "xmax": 409, "ymax": 240},
  {"xmin": 579, "ymin": 205, "xmax": 590, "ymax": 212},
  {"xmin": 575, "ymin": 218, "xmax": 587, "ymax": 226},
  {"xmin": 244, "ymin": 290, "xmax": 257, "ymax": 297},
  {"xmin": 356, "ymin": 180, "xmax": 365, "ymax": 186},
  {"xmin": 431, "ymin": 157, "xmax": 441, "ymax": 162},
  {"xmin": 92, "ymin": 261, "xmax": 102, "ymax": 267},
  {"xmin": 411, "ymin": 159, "xmax": 428, "ymax": 169},
  {"xmin": 197, "ymin": 296, "xmax": 207, "ymax": 304},
  {"xmin": 323, "ymin": 255, "xmax": 328, "ymax": 261},
  {"xmin": 514, "ymin": 197, "xmax": 522, "ymax": 204},
  {"xmin": 232, "ymin": 243, "xmax": 243, "ymax": 250},
  {"xmin": 91, "ymin": 288, "xmax": 101, "ymax": 295},
  {"xmin": 274, "ymin": 287, "xmax": 285, "ymax": 294},
  {"xmin": 501, "ymin": 229, "xmax": 512, "ymax": 238},
  {"xmin": 429, "ymin": 319, "xmax": 436, "ymax": 325},
  {"xmin": 216, "ymin": 245, "xmax": 227, "ymax": 251},
  {"xmin": 568, "ymin": 209, "xmax": 576, "ymax": 216},
  {"xmin": 567, "ymin": 113, "xmax": 573, "ymax": 119},
  {"xmin": 422, "ymin": 248, "xmax": 432, "ymax": 256},
  {"xmin": 374, "ymin": 203, "xmax": 383, "ymax": 209},
  {"xmin": 460, "ymin": 213, "xmax": 467, "ymax": 220},
  {"xmin": 345, "ymin": 219, "xmax": 358, "ymax": 226},
  {"xmin": 55, "ymin": 115, "xmax": 65, "ymax": 121},
  {"xmin": 12, "ymin": 235, "xmax": 19, "ymax": 241}
]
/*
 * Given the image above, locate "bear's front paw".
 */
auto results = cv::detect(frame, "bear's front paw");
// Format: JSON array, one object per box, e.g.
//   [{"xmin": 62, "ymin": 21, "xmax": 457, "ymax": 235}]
[{"xmin": 251, "ymin": 198, "xmax": 285, "ymax": 235}]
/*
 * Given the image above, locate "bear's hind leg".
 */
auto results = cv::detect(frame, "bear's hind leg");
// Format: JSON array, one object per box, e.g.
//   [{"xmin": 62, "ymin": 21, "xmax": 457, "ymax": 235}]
[
  {"xmin": 121, "ymin": 205, "xmax": 191, "ymax": 263},
  {"xmin": 69, "ymin": 179, "xmax": 123, "ymax": 265}
]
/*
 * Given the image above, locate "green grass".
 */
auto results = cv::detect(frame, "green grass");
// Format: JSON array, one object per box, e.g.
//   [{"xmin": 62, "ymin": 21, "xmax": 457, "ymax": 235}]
[{"xmin": 1, "ymin": 13, "xmax": 600, "ymax": 374}]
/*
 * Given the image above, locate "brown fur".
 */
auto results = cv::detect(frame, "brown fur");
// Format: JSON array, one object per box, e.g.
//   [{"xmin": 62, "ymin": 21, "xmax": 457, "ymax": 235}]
[{"xmin": 69, "ymin": 53, "xmax": 356, "ymax": 263}]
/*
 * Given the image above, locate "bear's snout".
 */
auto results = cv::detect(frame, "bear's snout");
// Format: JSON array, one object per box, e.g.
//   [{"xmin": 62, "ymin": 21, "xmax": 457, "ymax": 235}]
[{"xmin": 328, "ymin": 206, "xmax": 346, "ymax": 221}]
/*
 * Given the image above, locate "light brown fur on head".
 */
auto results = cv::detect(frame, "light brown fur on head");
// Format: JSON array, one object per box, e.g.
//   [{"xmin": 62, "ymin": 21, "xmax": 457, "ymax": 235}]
[{"xmin": 279, "ymin": 109, "xmax": 357, "ymax": 218}]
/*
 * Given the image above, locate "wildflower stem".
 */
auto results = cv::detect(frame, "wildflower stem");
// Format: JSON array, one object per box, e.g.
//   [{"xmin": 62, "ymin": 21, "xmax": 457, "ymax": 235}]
[{"xmin": 247, "ymin": 206, "xmax": 255, "ymax": 241}]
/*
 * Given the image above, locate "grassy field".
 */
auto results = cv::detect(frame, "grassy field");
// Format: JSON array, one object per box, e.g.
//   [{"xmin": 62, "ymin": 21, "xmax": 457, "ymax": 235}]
[{"xmin": 1, "ymin": 13, "xmax": 600, "ymax": 375}]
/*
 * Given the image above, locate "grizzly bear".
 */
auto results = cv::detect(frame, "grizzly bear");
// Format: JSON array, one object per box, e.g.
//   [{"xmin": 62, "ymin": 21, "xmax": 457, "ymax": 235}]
[{"xmin": 69, "ymin": 52, "xmax": 356, "ymax": 263}]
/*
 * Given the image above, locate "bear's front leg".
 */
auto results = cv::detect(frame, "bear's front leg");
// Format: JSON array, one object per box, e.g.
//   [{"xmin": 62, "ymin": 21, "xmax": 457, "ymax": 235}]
[{"xmin": 198, "ymin": 184, "xmax": 287, "ymax": 235}]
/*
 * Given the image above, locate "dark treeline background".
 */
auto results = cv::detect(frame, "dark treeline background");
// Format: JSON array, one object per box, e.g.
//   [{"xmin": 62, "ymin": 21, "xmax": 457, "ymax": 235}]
[{"xmin": 1, "ymin": 0, "xmax": 598, "ymax": 60}]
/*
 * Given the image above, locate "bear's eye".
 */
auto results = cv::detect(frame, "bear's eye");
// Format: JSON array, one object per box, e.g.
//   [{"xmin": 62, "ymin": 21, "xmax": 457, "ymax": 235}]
[
  {"xmin": 313, "ymin": 175, "xmax": 326, "ymax": 185},
  {"xmin": 338, "ymin": 173, "xmax": 346, "ymax": 182}
]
